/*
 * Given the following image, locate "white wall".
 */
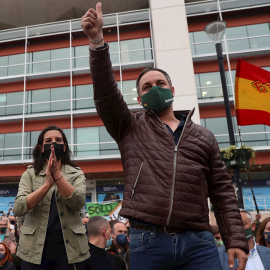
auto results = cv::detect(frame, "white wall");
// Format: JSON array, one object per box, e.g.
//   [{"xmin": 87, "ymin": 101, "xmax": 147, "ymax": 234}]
[{"xmin": 149, "ymin": 0, "xmax": 200, "ymax": 124}]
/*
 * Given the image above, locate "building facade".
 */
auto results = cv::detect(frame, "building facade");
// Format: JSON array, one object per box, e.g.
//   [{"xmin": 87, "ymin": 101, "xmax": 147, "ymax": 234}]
[{"xmin": 0, "ymin": 0, "xmax": 270, "ymax": 215}]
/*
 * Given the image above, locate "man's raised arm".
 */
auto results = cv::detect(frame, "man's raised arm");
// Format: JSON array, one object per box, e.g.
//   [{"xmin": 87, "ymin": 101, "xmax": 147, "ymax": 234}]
[{"xmin": 81, "ymin": 3, "xmax": 134, "ymax": 143}]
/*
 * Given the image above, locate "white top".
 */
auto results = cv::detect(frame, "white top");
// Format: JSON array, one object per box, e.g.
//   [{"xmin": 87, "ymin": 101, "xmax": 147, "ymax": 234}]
[{"xmin": 246, "ymin": 239, "xmax": 265, "ymax": 270}]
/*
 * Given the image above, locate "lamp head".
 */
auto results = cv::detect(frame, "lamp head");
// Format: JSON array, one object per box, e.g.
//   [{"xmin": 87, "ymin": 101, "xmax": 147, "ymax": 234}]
[{"xmin": 204, "ymin": 21, "xmax": 227, "ymax": 43}]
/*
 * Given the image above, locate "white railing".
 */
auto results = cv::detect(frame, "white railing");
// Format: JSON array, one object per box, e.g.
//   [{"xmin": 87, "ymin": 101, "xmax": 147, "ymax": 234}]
[{"xmin": 243, "ymin": 196, "xmax": 270, "ymax": 211}]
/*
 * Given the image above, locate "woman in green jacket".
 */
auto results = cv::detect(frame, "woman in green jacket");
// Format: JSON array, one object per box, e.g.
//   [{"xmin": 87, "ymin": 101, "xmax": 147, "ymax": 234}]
[{"xmin": 13, "ymin": 125, "xmax": 90, "ymax": 270}]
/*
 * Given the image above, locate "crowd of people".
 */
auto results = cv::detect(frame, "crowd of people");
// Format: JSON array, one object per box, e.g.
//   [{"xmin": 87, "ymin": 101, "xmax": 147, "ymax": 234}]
[
  {"xmin": 1, "ymin": 2, "xmax": 270, "ymax": 269},
  {"xmin": 0, "ymin": 208, "xmax": 270, "ymax": 269}
]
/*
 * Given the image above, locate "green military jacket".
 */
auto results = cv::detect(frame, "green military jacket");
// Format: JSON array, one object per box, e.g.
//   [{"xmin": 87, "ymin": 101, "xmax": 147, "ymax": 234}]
[{"xmin": 13, "ymin": 164, "xmax": 90, "ymax": 265}]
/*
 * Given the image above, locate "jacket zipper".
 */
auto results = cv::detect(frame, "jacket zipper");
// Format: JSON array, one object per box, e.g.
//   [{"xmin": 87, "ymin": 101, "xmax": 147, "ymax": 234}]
[
  {"xmin": 165, "ymin": 109, "xmax": 194, "ymax": 227},
  {"xmin": 130, "ymin": 161, "xmax": 144, "ymax": 199}
]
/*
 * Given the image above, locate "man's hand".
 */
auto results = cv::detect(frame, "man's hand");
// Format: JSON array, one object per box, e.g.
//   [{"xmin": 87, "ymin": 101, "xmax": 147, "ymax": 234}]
[
  {"xmin": 227, "ymin": 248, "xmax": 248, "ymax": 270},
  {"xmin": 81, "ymin": 2, "xmax": 104, "ymax": 47},
  {"xmin": 255, "ymin": 213, "xmax": 261, "ymax": 222}
]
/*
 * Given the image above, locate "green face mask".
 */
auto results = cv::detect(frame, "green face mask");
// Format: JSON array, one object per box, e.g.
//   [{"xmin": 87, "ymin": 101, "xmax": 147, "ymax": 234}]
[
  {"xmin": 141, "ymin": 86, "xmax": 174, "ymax": 112},
  {"xmin": 0, "ymin": 227, "xmax": 6, "ymax": 234},
  {"xmin": 245, "ymin": 227, "xmax": 252, "ymax": 241}
]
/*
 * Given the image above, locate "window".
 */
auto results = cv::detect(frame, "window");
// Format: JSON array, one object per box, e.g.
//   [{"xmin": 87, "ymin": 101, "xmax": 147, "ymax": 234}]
[
  {"xmin": 8, "ymin": 53, "xmax": 25, "ymax": 76},
  {"xmin": 99, "ymin": 126, "xmax": 119, "ymax": 155},
  {"xmin": 6, "ymin": 92, "xmax": 24, "ymax": 116},
  {"xmin": 73, "ymin": 84, "xmax": 94, "ymax": 110},
  {"xmin": 3, "ymin": 133, "xmax": 22, "ymax": 161},
  {"xmin": 120, "ymin": 38, "xmax": 152, "ymax": 63},
  {"xmin": 122, "ymin": 80, "xmax": 137, "ymax": 105},
  {"xmin": 73, "ymin": 45, "xmax": 89, "ymax": 69},
  {"xmin": 51, "ymin": 48, "xmax": 69, "ymax": 71},
  {"xmin": 51, "ymin": 86, "xmax": 70, "ymax": 111},
  {"xmin": 75, "ymin": 127, "xmax": 100, "ymax": 157},
  {"xmin": 201, "ymin": 117, "xmax": 270, "ymax": 148}
]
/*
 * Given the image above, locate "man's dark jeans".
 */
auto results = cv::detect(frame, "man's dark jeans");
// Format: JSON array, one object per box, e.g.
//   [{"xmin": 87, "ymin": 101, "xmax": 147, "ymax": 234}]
[{"xmin": 129, "ymin": 227, "xmax": 223, "ymax": 270}]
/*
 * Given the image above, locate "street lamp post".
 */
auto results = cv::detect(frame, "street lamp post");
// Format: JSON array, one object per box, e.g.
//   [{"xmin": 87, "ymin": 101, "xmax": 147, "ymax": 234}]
[{"xmin": 204, "ymin": 21, "xmax": 244, "ymax": 208}]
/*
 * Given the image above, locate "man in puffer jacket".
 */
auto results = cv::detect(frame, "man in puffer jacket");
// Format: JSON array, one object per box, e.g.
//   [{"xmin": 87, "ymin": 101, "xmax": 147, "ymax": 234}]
[{"xmin": 81, "ymin": 3, "xmax": 248, "ymax": 270}]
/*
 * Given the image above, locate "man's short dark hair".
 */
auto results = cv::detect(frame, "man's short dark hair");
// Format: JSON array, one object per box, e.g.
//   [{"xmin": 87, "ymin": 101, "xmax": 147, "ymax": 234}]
[
  {"xmin": 136, "ymin": 66, "xmax": 172, "ymax": 96},
  {"xmin": 87, "ymin": 216, "xmax": 109, "ymax": 236},
  {"xmin": 109, "ymin": 220, "xmax": 124, "ymax": 233}
]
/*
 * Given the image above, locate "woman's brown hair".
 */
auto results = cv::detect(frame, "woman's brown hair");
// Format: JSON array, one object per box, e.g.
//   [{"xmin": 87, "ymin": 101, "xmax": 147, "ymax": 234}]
[
  {"xmin": 256, "ymin": 216, "xmax": 270, "ymax": 246},
  {"xmin": 0, "ymin": 242, "xmax": 12, "ymax": 265}
]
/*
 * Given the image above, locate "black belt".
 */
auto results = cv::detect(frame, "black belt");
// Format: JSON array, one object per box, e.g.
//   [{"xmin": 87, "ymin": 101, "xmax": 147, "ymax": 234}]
[{"xmin": 130, "ymin": 219, "xmax": 185, "ymax": 234}]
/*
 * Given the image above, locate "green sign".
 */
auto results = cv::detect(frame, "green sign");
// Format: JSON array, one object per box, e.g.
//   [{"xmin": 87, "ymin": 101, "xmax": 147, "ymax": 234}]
[{"xmin": 86, "ymin": 201, "xmax": 122, "ymax": 218}]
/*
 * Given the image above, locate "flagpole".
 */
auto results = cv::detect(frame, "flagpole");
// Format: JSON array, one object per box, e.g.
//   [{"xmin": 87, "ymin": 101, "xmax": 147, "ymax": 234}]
[{"xmin": 237, "ymin": 127, "xmax": 260, "ymax": 214}]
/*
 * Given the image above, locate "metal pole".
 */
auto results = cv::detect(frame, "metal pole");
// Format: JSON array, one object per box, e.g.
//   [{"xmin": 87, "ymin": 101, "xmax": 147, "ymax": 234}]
[
  {"xmin": 215, "ymin": 42, "xmax": 235, "ymax": 146},
  {"xmin": 215, "ymin": 42, "xmax": 244, "ymax": 208}
]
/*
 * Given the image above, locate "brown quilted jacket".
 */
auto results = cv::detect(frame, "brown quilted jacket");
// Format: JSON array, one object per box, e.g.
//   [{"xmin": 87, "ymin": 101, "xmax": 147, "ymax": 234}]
[{"xmin": 90, "ymin": 46, "xmax": 248, "ymax": 254}]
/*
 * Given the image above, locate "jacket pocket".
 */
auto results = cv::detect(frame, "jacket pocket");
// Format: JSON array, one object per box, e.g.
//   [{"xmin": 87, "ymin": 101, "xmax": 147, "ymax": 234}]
[
  {"xmin": 18, "ymin": 225, "xmax": 36, "ymax": 255},
  {"xmin": 130, "ymin": 161, "xmax": 144, "ymax": 199},
  {"xmin": 71, "ymin": 225, "xmax": 89, "ymax": 255},
  {"xmin": 201, "ymin": 173, "xmax": 208, "ymax": 214}
]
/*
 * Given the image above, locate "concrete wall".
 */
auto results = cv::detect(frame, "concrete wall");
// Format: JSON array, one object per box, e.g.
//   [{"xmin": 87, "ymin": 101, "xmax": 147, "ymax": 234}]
[{"xmin": 149, "ymin": 0, "xmax": 200, "ymax": 124}]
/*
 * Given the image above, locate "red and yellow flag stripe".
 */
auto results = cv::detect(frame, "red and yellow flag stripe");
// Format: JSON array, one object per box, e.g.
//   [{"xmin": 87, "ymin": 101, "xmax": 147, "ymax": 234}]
[{"xmin": 235, "ymin": 59, "xmax": 270, "ymax": 126}]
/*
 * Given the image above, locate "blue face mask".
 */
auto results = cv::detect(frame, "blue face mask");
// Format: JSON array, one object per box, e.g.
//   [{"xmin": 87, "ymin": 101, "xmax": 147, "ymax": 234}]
[
  {"xmin": 0, "ymin": 252, "xmax": 5, "ymax": 260},
  {"xmin": 264, "ymin": 232, "xmax": 270, "ymax": 244},
  {"xmin": 116, "ymin": 233, "xmax": 129, "ymax": 245},
  {"xmin": 105, "ymin": 230, "xmax": 112, "ymax": 249}
]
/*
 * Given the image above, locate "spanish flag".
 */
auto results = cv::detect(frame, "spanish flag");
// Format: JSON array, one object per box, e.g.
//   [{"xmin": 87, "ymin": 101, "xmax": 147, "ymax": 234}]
[{"xmin": 235, "ymin": 59, "xmax": 270, "ymax": 126}]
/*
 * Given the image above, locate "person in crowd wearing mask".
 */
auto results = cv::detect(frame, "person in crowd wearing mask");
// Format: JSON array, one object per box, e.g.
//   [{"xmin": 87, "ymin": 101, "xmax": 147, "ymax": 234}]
[
  {"xmin": 83, "ymin": 216, "xmax": 126, "ymax": 270},
  {"xmin": 81, "ymin": 3, "xmax": 248, "ymax": 269},
  {"xmin": 0, "ymin": 218, "xmax": 16, "ymax": 245},
  {"xmin": 0, "ymin": 242, "xmax": 16, "ymax": 270},
  {"xmin": 256, "ymin": 217, "xmax": 270, "ymax": 248},
  {"xmin": 107, "ymin": 221, "xmax": 129, "ymax": 268},
  {"xmin": 218, "ymin": 209, "xmax": 270, "ymax": 270},
  {"xmin": 13, "ymin": 125, "xmax": 89, "ymax": 270},
  {"xmin": 8, "ymin": 215, "xmax": 16, "ymax": 236}
]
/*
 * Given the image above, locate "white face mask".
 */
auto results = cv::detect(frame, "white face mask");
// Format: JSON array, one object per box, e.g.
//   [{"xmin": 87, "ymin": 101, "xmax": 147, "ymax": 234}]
[
  {"xmin": 105, "ymin": 229, "xmax": 112, "ymax": 249},
  {"xmin": 9, "ymin": 224, "xmax": 14, "ymax": 230}
]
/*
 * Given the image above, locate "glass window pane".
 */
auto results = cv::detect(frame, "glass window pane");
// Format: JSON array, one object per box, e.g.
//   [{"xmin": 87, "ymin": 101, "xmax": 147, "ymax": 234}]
[
  {"xmin": 205, "ymin": 117, "xmax": 229, "ymax": 135},
  {"xmin": 75, "ymin": 127, "xmax": 99, "ymax": 157},
  {"xmin": 30, "ymin": 89, "xmax": 50, "ymax": 113},
  {"xmin": 249, "ymin": 36, "xmax": 270, "ymax": 50},
  {"xmin": 120, "ymin": 39, "xmax": 144, "ymax": 51},
  {"xmin": 226, "ymin": 26, "xmax": 248, "ymax": 39},
  {"xmin": 51, "ymin": 48, "xmax": 69, "ymax": 71},
  {"xmin": 51, "ymin": 86, "xmax": 70, "ymax": 111},
  {"xmin": 109, "ymin": 41, "xmax": 119, "ymax": 65},
  {"xmin": 194, "ymin": 43, "xmax": 215, "ymax": 55},
  {"xmin": 247, "ymin": 23, "xmax": 269, "ymax": 37},
  {"xmin": 122, "ymin": 80, "xmax": 137, "ymax": 105},
  {"xmin": 4, "ymin": 132, "xmax": 22, "ymax": 160},
  {"xmin": 99, "ymin": 126, "xmax": 119, "ymax": 155},
  {"xmin": 0, "ymin": 134, "xmax": 4, "ymax": 161},
  {"xmin": 0, "ymin": 94, "xmax": 6, "ymax": 116},
  {"xmin": 0, "ymin": 56, "xmax": 8, "ymax": 77},
  {"xmin": 73, "ymin": 45, "xmax": 89, "ymax": 69},
  {"xmin": 8, "ymin": 54, "xmax": 25, "ymax": 76},
  {"xmin": 6, "ymin": 92, "xmax": 24, "ymax": 116},
  {"xmin": 31, "ymin": 50, "xmax": 50, "ymax": 73},
  {"xmin": 143, "ymin": 38, "xmax": 151, "ymax": 49},
  {"xmin": 74, "ymin": 84, "xmax": 94, "ymax": 110}
]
